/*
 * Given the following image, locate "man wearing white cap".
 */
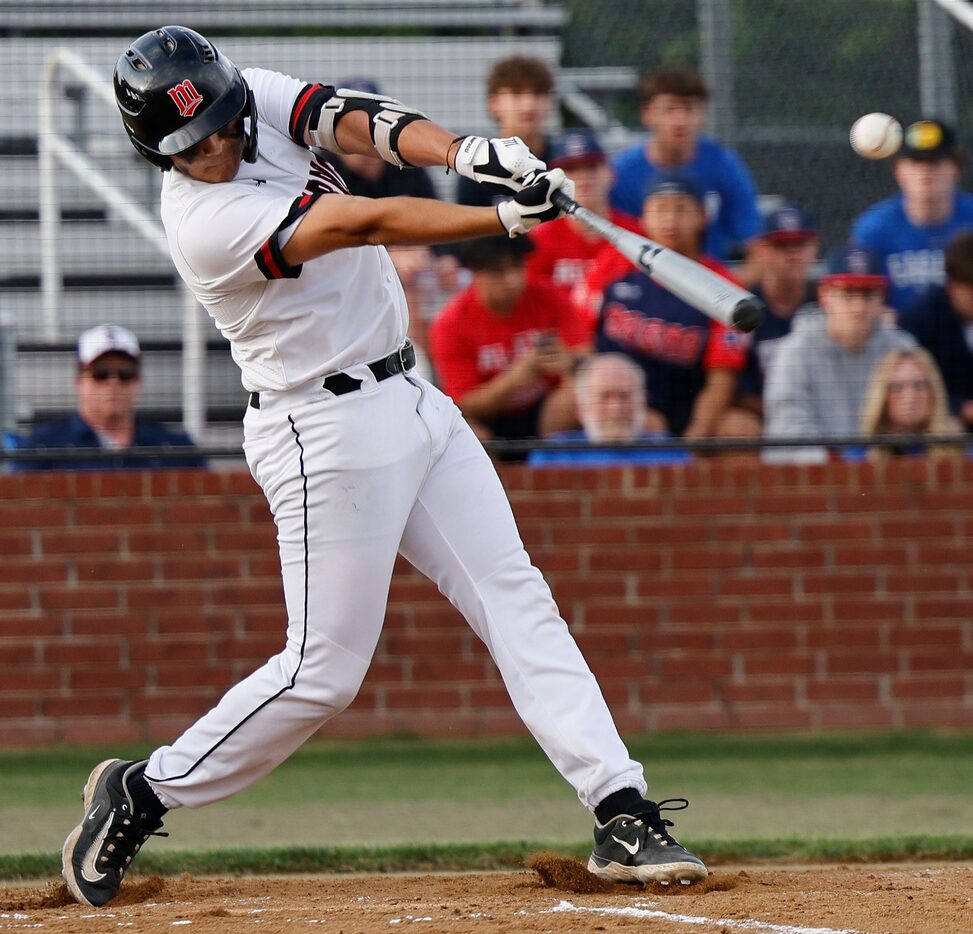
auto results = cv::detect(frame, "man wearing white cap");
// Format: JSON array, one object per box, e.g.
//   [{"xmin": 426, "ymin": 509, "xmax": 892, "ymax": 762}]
[{"xmin": 15, "ymin": 324, "xmax": 205, "ymax": 471}]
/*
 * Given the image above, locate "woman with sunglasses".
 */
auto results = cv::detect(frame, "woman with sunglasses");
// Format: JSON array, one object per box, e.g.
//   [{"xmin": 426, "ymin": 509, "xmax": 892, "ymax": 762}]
[
  {"xmin": 12, "ymin": 324, "xmax": 205, "ymax": 471},
  {"xmin": 850, "ymin": 347, "xmax": 965, "ymax": 460}
]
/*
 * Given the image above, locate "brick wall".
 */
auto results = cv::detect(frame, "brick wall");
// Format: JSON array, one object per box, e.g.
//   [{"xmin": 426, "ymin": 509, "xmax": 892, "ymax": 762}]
[{"xmin": 1, "ymin": 458, "xmax": 971, "ymax": 746}]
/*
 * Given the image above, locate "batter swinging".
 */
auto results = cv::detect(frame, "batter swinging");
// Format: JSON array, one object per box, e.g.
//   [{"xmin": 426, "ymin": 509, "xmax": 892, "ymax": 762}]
[{"xmin": 61, "ymin": 26, "xmax": 707, "ymax": 906}]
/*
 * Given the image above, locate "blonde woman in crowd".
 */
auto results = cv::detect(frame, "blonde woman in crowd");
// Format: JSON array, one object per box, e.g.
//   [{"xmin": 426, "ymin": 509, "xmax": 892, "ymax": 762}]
[{"xmin": 860, "ymin": 347, "xmax": 964, "ymax": 459}]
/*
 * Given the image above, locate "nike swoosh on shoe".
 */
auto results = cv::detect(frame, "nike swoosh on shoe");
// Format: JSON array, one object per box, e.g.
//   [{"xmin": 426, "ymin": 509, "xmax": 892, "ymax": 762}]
[
  {"xmin": 80, "ymin": 815, "xmax": 113, "ymax": 883},
  {"xmin": 611, "ymin": 834, "xmax": 641, "ymax": 855}
]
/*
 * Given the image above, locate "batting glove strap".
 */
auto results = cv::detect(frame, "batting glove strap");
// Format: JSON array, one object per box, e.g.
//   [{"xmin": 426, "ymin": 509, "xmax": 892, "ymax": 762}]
[
  {"xmin": 497, "ymin": 169, "xmax": 574, "ymax": 237},
  {"xmin": 453, "ymin": 136, "xmax": 547, "ymax": 191}
]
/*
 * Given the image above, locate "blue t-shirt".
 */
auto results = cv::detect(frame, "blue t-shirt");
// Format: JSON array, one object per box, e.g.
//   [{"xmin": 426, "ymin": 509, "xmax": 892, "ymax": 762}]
[
  {"xmin": 527, "ymin": 430, "xmax": 692, "ymax": 467},
  {"xmin": 897, "ymin": 285, "xmax": 973, "ymax": 419},
  {"xmin": 13, "ymin": 413, "xmax": 207, "ymax": 471},
  {"xmin": 850, "ymin": 193, "xmax": 973, "ymax": 310},
  {"xmin": 609, "ymin": 136, "xmax": 762, "ymax": 259}
]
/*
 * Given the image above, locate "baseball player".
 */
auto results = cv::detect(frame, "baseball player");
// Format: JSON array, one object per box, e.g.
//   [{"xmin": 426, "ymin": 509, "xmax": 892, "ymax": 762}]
[{"xmin": 61, "ymin": 26, "xmax": 707, "ymax": 907}]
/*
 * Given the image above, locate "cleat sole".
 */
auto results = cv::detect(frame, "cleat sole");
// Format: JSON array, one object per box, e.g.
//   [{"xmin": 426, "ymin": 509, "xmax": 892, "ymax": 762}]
[{"xmin": 587, "ymin": 854, "xmax": 708, "ymax": 886}]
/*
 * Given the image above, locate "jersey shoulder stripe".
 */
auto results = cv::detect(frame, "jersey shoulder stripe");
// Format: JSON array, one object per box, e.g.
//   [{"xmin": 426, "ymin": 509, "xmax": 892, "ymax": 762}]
[
  {"xmin": 253, "ymin": 193, "xmax": 320, "ymax": 280},
  {"xmin": 288, "ymin": 83, "xmax": 335, "ymax": 146}
]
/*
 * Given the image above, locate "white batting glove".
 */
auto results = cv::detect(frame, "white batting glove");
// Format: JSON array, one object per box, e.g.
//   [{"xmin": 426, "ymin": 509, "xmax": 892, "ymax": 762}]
[
  {"xmin": 496, "ymin": 169, "xmax": 575, "ymax": 237},
  {"xmin": 452, "ymin": 136, "xmax": 546, "ymax": 191}
]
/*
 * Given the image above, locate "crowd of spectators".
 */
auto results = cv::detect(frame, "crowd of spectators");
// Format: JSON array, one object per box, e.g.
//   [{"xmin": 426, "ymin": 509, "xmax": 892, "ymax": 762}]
[{"xmin": 6, "ymin": 57, "xmax": 972, "ymax": 471}]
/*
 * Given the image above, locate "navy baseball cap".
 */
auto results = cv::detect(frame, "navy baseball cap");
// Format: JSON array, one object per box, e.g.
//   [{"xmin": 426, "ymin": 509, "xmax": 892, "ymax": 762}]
[
  {"xmin": 548, "ymin": 129, "xmax": 606, "ymax": 170},
  {"xmin": 644, "ymin": 172, "xmax": 704, "ymax": 205},
  {"xmin": 759, "ymin": 203, "xmax": 817, "ymax": 244},
  {"xmin": 821, "ymin": 245, "xmax": 887, "ymax": 290},
  {"xmin": 340, "ymin": 77, "xmax": 381, "ymax": 95},
  {"xmin": 900, "ymin": 118, "xmax": 959, "ymax": 162}
]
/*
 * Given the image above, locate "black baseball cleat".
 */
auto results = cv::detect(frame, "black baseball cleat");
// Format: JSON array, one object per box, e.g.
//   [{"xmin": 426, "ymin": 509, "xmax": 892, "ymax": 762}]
[
  {"xmin": 61, "ymin": 759, "xmax": 168, "ymax": 907},
  {"xmin": 587, "ymin": 797, "xmax": 708, "ymax": 886}
]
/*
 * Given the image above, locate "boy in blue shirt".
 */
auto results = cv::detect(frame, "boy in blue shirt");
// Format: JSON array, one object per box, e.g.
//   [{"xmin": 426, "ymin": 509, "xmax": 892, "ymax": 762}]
[
  {"xmin": 610, "ymin": 66, "xmax": 761, "ymax": 261},
  {"xmin": 850, "ymin": 119, "xmax": 973, "ymax": 312}
]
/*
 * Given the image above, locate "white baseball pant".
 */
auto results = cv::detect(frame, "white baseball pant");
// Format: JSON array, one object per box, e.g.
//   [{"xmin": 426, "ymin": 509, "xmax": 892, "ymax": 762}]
[{"xmin": 145, "ymin": 370, "xmax": 646, "ymax": 811}]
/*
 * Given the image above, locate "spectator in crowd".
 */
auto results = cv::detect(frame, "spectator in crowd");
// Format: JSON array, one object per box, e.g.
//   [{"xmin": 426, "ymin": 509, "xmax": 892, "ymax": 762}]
[
  {"xmin": 735, "ymin": 203, "xmax": 819, "ymax": 417},
  {"xmin": 528, "ymin": 352, "xmax": 690, "ymax": 466},
  {"xmin": 526, "ymin": 128, "xmax": 641, "ymax": 313},
  {"xmin": 428, "ymin": 236, "xmax": 589, "ymax": 449},
  {"xmin": 14, "ymin": 324, "xmax": 205, "ymax": 471},
  {"xmin": 763, "ymin": 246, "xmax": 916, "ymax": 463},
  {"xmin": 856, "ymin": 347, "xmax": 963, "ymax": 459},
  {"xmin": 592, "ymin": 174, "xmax": 750, "ymax": 439},
  {"xmin": 610, "ymin": 65, "xmax": 761, "ymax": 261},
  {"xmin": 897, "ymin": 229, "xmax": 973, "ymax": 431},
  {"xmin": 455, "ymin": 55, "xmax": 555, "ymax": 209},
  {"xmin": 850, "ymin": 118, "xmax": 973, "ymax": 312}
]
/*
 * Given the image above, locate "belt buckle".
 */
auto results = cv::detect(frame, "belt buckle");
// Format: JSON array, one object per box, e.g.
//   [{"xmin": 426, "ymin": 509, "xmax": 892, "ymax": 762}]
[{"xmin": 388, "ymin": 339, "xmax": 414, "ymax": 376}]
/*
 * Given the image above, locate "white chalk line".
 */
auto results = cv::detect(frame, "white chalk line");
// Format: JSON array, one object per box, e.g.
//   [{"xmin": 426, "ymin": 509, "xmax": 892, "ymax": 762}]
[{"xmin": 544, "ymin": 899, "xmax": 862, "ymax": 934}]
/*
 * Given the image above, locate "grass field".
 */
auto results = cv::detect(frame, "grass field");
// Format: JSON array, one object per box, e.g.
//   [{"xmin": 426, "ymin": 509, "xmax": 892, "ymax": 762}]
[{"xmin": 1, "ymin": 730, "xmax": 971, "ymax": 879}]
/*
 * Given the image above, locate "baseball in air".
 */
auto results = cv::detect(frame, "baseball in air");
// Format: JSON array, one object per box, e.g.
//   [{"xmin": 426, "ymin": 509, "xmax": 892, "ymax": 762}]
[{"xmin": 850, "ymin": 113, "xmax": 903, "ymax": 159}]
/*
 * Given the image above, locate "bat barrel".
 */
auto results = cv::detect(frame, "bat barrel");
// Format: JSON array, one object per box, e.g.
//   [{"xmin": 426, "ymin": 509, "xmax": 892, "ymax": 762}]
[{"xmin": 548, "ymin": 185, "xmax": 765, "ymax": 332}]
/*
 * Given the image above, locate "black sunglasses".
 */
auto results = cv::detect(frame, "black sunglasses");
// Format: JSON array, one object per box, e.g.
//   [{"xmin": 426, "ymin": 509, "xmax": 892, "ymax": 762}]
[{"xmin": 88, "ymin": 367, "xmax": 140, "ymax": 383}]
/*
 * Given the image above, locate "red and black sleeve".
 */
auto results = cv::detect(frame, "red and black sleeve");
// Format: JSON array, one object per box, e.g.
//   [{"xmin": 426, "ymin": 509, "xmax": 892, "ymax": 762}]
[
  {"xmin": 253, "ymin": 193, "xmax": 321, "ymax": 280},
  {"xmin": 288, "ymin": 83, "xmax": 336, "ymax": 146}
]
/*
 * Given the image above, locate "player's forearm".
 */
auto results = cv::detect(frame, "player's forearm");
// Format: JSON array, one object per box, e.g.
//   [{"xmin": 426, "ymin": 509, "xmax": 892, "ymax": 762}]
[
  {"xmin": 282, "ymin": 195, "xmax": 503, "ymax": 265},
  {"xmin": 332, "ymin": 111, "xmax": 457, "ymax": 169},
  {"xmin": 458, "ymin": 369, "xmax": 533, "ymax": 420}
]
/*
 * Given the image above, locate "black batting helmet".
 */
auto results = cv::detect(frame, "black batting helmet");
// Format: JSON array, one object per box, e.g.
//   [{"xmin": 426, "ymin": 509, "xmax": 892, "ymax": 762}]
[{"xmin": 113, "ymin": 25, "xmax": 258, "ymax": 170}]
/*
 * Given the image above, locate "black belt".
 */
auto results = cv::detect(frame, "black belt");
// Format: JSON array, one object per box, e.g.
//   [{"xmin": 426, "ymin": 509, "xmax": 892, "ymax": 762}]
[{"xmin": 249, "ymin": 340, "xmax": 416, "ymax": 410}]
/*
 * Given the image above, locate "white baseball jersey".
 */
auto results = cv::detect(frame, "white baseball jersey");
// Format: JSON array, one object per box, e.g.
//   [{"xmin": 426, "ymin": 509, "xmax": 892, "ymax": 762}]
[
  {"xmin": 145, "ymin": 65, "xmax": 647, "ymax": 821},
  {"xmin": 160, "ymin": 67, "xmax": 409, "ymax": 392}
]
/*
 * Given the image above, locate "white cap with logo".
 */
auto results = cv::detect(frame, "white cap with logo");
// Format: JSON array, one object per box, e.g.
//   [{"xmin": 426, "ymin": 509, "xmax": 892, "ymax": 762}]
[{"xmin": 77, "ymin": 324, "xmax": 141, "ymax": 367}]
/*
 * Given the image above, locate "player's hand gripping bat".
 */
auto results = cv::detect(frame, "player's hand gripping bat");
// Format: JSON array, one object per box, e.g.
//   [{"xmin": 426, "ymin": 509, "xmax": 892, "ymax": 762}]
[{"xmin": 551, "ymin": 190, "xmax": 765, "ymax": 332}]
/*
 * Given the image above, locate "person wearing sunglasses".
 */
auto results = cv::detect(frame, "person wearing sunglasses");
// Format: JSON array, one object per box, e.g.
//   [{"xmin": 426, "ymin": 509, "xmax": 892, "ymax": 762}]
[{"xmin": 13, "ymin": 324, "xmax": 205, "ymax": 471}]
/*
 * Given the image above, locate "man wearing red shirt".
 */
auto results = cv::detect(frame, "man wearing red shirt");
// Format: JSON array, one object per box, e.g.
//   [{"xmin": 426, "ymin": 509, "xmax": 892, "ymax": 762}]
[
  {"xmin": 527, "ymin": 129, "xmax": 641, "ymax": 318},
  {"xmin": 430, "ymin": 236, "xmax": 590, "ymax": 447}
]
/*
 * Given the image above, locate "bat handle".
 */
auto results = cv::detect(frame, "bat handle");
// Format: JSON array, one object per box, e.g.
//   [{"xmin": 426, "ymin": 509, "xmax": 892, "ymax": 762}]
[{"xmin": 551, "ymin": 189, "xmax": 578, "ymax": 215}]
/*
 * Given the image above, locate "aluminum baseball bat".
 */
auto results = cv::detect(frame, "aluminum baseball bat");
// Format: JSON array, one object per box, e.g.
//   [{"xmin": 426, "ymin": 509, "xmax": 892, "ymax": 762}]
[{"xmin": 550, "ymin": 190, "xmax": 765, "ymax": 332}]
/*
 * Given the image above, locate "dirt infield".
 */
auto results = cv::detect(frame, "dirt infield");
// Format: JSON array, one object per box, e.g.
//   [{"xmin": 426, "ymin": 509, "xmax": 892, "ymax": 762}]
[{"xmin": 1, "ymin": 858, "xmax": 970, "ymax": 933}]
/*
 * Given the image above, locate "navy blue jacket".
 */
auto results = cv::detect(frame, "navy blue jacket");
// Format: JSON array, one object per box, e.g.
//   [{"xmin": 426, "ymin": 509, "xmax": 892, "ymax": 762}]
[
  {"xmin": 13, "ymin": 413, "xmax": 207, "ymax": 471},
  {"xmin": 897, "ymin": 286, "xmax": 973, "ymax": 421}
]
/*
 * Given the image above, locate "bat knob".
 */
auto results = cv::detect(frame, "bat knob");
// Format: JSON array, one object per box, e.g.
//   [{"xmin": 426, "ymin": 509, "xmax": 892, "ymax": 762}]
[{"xmin": 730, "ymin": 297, "xmax": 765, "ymax": 333}]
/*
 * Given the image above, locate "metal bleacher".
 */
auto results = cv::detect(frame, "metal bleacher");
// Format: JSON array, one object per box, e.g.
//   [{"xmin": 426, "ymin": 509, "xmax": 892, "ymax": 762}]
[{"xmin": 0, "ymin": 2, "xmax": 578, "ymax": 446}]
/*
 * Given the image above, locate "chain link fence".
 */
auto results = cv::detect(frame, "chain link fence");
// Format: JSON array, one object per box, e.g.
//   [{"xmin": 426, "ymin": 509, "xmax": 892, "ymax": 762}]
[
  {"xmin": 563, "ymin": 0, "xmax": 966, "ymax": 249},
  {"xmin": 0, "ymin": 0, "xmax": 969, "ymax": 453}
]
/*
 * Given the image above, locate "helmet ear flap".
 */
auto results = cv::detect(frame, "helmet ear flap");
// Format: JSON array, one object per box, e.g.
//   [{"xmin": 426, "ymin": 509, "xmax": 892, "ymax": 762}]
[
  {"xmin": 242, "ymin": 83, "xmax": 259, "ymax": 164},
  {"xmin": 124, "ymin": 123, "xmax": 172, "ymax": 169}
]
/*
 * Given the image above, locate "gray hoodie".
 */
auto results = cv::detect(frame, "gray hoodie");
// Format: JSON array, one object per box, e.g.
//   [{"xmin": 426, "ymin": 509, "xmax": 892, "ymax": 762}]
[{"xmin": 763, "ymin": 306, "xmax": 915, "ymax": 460}]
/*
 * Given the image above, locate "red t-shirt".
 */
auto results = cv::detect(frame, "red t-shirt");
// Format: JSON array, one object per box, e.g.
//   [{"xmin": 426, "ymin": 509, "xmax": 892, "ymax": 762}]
[
  {"xmin": 526, "ymin": 209, "xmax": 643, "ymax": 292},
  {"xmin": 429, "ymin": 278, "xmax": 590, "ymax": 412}
]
